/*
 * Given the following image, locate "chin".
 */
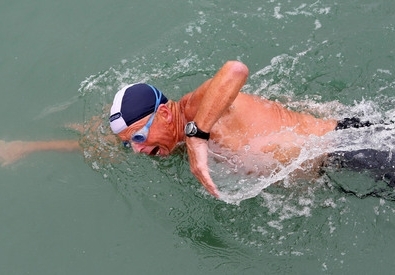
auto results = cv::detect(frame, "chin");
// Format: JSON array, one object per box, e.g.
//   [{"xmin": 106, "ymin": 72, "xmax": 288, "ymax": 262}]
[{"xmin": 157, "ymin": 147, "xmax": 170, "ymax": 157}]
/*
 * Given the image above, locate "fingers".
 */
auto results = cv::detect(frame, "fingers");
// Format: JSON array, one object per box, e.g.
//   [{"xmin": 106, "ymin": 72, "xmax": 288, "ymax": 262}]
[
  {"xmin": 190, "ymin": 163, "xmax": 219, "ymax": 197},
  {"xmin": 203, "ymin": 179, "xmax": 220, "ymax": 198},
  {"xmin": 186, "ymin": 137, "xmax": 220, "ymax": 198}
]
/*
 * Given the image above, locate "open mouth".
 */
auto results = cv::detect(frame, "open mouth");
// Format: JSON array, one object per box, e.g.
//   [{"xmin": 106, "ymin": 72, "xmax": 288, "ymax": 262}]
[{"xmin": 149, "ymin": 146, "xmax": 160, "ymax": 156}]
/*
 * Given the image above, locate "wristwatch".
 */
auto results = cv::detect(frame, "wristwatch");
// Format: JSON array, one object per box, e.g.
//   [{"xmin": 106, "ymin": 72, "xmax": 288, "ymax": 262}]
[{"xmin": 184, "ymin": 121, "xmax": 210, "ymax": 140}]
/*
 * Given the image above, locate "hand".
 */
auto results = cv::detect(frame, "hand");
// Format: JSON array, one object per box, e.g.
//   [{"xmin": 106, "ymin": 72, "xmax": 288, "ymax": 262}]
[{"xmin": 185, "ymin": 137, "xmax": 219, "ymax": 198}]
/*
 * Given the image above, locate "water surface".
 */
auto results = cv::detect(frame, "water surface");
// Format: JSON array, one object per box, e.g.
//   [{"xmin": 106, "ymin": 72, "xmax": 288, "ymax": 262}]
[{"xmin": 1, "ymin": 0, "xmax": 395, "ymax": 274}]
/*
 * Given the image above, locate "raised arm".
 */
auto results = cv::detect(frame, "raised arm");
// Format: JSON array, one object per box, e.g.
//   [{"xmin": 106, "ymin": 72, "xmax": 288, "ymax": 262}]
[
  {"xmin": 184, "ymin": 61, "xmax": 249, "ymax": 197},
  {"xmin": 193, "ymin": 61, "xmax": 248, "ymax": 131}
]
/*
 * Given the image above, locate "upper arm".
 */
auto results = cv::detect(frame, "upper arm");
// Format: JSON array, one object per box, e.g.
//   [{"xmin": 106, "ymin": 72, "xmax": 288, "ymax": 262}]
[
  {"xmin": 180, "ymin": 78, "xmax": 213, "ymax": 121},
  {"xmin": 180, "ymin": 61, "xmax": 249, "ymax": 128}
]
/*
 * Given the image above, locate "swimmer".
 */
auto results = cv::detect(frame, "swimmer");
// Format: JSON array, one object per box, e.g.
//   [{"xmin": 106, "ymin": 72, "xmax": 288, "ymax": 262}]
[
  {"xmin": 1, "ymin": 61, "xmax": 393, "ymax": 197},
  {"xmin": 108, "ymin": 61, "xmax": 393, "ymax": 197}
]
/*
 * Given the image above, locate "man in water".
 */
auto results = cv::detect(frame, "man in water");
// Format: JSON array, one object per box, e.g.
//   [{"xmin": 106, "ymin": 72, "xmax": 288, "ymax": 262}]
[
  {"xmin": 109, "ymin": 61, "xmax": 337, "ymax": 197},
  {"xmin": 1, "ymin": 61, "xmax": 392, "ymax": 197}
]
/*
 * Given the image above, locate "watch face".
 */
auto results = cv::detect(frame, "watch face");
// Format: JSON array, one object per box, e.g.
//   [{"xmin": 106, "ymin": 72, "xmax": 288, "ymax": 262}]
[
  {"xmin": 185, "ymin": 122, "xmax": 197, "ymax": 136},
  {"xmin": 185, "ymin": 121, "xmax": 210, "ymax": 140}
]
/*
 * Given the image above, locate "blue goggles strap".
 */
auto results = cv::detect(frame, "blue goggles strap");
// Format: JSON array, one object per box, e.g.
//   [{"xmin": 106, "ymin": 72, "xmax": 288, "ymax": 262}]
[{"xmin": 147, "ymin": 84, "xmax": 162, "ymax": 124}]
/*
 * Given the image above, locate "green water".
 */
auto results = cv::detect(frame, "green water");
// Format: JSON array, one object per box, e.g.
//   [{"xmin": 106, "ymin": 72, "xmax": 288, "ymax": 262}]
[{"xmin": 1, "ymin": 0, "xmax": 395, "ymax": 274}]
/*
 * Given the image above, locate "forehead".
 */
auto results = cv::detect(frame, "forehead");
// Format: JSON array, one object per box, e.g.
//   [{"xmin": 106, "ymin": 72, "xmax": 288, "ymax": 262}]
[{"xmin": 117, "ymin": 115, "xmax": 149, "ymax": 140}]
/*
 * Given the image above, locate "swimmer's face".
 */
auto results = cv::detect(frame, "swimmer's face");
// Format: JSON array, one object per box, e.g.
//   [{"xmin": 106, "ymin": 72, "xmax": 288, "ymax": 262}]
[{"xmin": 118, "ymin": 104, "xmax": 178, "ymax": 156}]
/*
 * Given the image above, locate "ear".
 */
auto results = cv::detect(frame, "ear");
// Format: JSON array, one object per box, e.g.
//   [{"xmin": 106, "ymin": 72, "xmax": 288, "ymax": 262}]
[{"xmin": 157, "ymin": 104, "xmax": 173, "ymax": 123}]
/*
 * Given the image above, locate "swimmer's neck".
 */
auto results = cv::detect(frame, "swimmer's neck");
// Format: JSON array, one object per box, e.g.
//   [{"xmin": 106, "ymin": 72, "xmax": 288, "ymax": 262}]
[{"xmin": 167, "ymin": 101, "xmax": 187, "ymax": 143}]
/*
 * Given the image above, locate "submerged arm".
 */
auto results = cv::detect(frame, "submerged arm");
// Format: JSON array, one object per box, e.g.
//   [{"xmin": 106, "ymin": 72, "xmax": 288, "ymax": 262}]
[
  {"xmin": 0, "ymin": 140, "xmax": 80, "ymax": 166},
  {"xmin": 1, "ymin": 117, "xmax": 121, "ymax": 167}
]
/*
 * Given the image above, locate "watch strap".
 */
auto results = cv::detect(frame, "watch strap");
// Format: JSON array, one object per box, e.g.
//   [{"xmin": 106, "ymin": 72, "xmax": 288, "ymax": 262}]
[
  {"xmin": 194, "ymin": 126, "xmax": 210, "ymax": 140},
  {"xmin": 185, "ymin": 121, "xmax": 210, "ymax": 140}
]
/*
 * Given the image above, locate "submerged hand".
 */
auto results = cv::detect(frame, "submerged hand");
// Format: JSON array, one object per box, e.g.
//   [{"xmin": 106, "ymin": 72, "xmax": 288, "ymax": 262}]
[
  {"xmin": 185, "ymin": 137, "xmax": 219, "ymax": 198},
  {"xmin": 0, "ymin": 140, "xmax": 27, "ymax": 166}
]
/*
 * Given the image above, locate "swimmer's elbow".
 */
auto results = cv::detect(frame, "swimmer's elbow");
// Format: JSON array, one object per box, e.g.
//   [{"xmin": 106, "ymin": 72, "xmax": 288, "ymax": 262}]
[{"xmin": 224, "ymin": 60, "xmax": 249, "ymax": 80}]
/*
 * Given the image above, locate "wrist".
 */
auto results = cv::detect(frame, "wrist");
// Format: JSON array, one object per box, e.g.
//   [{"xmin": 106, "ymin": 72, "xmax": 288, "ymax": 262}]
[{"xmin": 184, "ymin": 121, "xmax": 210, "ymax": 140}]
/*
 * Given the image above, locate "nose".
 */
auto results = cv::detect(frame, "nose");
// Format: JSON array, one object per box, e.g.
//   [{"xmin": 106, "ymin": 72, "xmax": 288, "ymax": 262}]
[{"xmin": 131, "ymin": 142, "xmax": 144, "ymax": 153}]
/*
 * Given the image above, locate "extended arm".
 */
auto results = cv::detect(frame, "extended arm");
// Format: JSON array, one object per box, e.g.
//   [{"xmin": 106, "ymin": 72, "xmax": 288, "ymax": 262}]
[
  {"xmin": 1, "ymin": 117, "xmax": 120, "ymax": 167},
  {"xmin": 185, "ymin": 61, "xmax": 249, "ymax": 197},
  {"xmin": 0, "ymin": 140, "xmax": 80, "ymax": 166}
]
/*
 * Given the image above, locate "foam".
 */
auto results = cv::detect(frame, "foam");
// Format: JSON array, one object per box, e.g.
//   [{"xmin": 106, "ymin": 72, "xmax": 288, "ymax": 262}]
[{"xmin": 216, "ymin": 120, "xmax": 395, "ymax": 205}]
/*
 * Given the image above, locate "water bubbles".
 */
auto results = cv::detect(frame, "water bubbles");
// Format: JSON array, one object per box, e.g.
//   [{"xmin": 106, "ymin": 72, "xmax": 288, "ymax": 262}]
[
  {"xmin": 91, "ymin": 161, "xmax": 99, "ymax": 170},
  {"xmin": 314, "ymin": 19, "xmax": 322, "ymax": 30},
  {"xmin": 273, "ymin": 6, "xmax": 284, "ymax": 19},
  {"xmin": 244, "ymin": 144, "xmax": 250, "ymax": 153}
]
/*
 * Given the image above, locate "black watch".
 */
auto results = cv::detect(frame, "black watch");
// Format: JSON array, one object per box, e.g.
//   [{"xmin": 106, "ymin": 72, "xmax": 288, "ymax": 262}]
[{"xmin": 184, "ymin": 121, "xmax": 210, "ymax": 140}]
